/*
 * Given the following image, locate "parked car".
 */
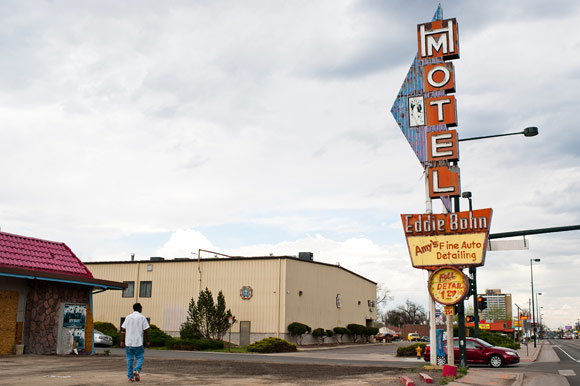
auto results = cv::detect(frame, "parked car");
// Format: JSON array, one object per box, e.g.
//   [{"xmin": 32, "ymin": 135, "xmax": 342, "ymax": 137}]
[
  {"xmin": 423, "ymin": 337, "xmax": 519, "ymax": 368},
  {"xmin": 93, "ymin": 329, "xmax": 113, "ymax": 347},
  {"xmin": 421, "ymin": 336, "xmax": 430, "ymax": 342},
  {"xmin": 408, "ymin": 333, "xmax": 421, "ymax": 341},
  {"xmin": 376, "ymin": 333, "xmax": 398, "ymax": 342}
]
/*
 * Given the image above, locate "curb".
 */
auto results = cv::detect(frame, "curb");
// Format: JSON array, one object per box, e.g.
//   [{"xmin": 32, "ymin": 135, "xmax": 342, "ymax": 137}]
[
  {"xmin": 530, "ymin": 340, "xmax": 544, "ymax": 362},
  {"xmin": 512, "ymin": 372, "xmax": 524, "ymax": 386}
]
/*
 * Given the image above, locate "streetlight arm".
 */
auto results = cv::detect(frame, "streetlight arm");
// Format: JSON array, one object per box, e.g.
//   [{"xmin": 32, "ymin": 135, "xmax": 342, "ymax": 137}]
[
  {"xmin": 459, "ymin": 127, "xmax": 538, "ymax": 142},
  {"xmin": 459, "ymin": 132, "xmax": 522, "ymax": 142}
]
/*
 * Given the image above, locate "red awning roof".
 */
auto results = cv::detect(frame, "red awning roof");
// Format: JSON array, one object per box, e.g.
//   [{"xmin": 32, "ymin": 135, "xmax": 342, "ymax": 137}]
[{"xmin": 0, "ymin": 231, "xmax": 93, "ymax": 278}]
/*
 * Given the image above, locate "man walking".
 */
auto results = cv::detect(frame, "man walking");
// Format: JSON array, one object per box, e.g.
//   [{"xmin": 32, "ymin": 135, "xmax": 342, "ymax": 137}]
[{"xmin": 121, "ymin": 303, "xmax": 150, "ymax": 382}]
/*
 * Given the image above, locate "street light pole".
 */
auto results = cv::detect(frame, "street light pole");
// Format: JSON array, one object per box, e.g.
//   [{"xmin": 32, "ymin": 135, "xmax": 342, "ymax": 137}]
[
  {"xmin": 536, "ymin": 293, "xmax": 542, "ymax": 337},
  {"xmin": 530, "ymin": 258, "xmax": 540, "ymax": 348}
]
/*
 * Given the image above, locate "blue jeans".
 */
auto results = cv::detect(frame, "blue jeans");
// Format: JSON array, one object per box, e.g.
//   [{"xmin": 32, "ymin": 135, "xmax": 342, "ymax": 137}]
[{"xmin": 125, "ymin": 346, "xmax": 145, "ymax": 379}]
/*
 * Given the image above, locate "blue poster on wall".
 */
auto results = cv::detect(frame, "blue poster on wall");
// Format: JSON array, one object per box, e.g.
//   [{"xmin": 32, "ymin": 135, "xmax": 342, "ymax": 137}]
[{"xmin": 63, "ymin": 304, "xmax": 86, "ymax": 351}]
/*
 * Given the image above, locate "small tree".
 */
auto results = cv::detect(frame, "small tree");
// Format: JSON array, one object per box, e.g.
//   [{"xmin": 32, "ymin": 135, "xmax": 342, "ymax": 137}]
[
  {"xmin": 346, "ymin": 323, "xmax": 366, "ymax": 343},
  {"xmin": 333, "ymin": 327, "xmax": 348, "ymax": 343},
  {"xmin": 325, "ymin": 329, "xmax": 334, "ymax": 341},
  {"xmin": 213, "ymin": 291, "xmax": 236, "ymax": 341},
  {"xmin": 288, "ymin": 322, "xmax": 311, "ymax": 345},
  {"xmin": 180, "ymin": 288, "xmax": 235, "ymax": 341},
  {"xmin": 312, "ymin": 328, "xmax": 326, "ymax": 344},
  {"xmin": 364, "ymin": 326, "xmax": 379, "ymax": 343}
]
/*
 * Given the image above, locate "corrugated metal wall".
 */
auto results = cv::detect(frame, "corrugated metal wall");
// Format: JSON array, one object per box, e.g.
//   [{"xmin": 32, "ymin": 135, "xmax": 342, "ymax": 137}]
[
  {"xmin": 87, "ymin": 258, "xmax": 374, "ymax": 338},
  {"xmin": 285, "ymin": 259, "xmax": 377, "ymax": 330}
]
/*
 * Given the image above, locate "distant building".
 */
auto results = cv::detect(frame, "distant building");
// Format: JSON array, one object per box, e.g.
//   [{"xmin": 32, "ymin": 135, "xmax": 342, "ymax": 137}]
[
  {"xmin": 86, "ymin": 253, "xmax": 377, "ymax": 345},
  {"xmin": 480, "ymin": 289, "xmax": 512, "ymax": 322}
]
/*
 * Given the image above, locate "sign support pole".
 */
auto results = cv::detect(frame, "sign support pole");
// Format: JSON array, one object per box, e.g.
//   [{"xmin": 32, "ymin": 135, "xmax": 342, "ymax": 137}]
[
  {"xmin": 425, "ymin": 173, "xmax": 437, "ymax": 366},
  {"xmin": 446, "ymin": 313, "xmax": 454, "ymax": 365},
  {"xmin": 430, "ymin": 298, "xmax": 437, "ymax": 365}
]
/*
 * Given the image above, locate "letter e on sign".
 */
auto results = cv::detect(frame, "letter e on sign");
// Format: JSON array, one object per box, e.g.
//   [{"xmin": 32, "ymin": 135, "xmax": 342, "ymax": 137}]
[{"xmin": 428, "ymin": 130, "xmax": 458, "ymax": 162}]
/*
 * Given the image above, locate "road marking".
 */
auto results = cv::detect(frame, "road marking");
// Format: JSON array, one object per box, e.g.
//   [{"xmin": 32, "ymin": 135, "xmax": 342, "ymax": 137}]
[
  {"xmin": 558, "ymin": 370, "xmax": 576, "ymax": 376},
  {"xmin": 554, "ymin": 345, "xmax": 580, "ymax": 363}
]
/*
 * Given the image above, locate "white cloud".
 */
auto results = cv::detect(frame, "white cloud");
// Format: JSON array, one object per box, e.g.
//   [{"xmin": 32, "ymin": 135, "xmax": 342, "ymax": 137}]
[{"xmin": 156, "ymin": 229, "xmax": 219, "ymax": 258}]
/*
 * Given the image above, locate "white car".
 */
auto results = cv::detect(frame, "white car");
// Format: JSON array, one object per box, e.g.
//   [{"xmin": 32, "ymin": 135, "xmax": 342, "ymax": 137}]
[{"xmin": 94, "ymin": 330, "xmax": 113, "ymax": 347}]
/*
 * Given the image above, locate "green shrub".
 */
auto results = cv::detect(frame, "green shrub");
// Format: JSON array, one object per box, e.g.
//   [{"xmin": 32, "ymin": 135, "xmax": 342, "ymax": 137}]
[
  {"xmin": 396, "ymin": 342, "xmax": 426, "ymax": 357},
  {"xmin": 478, "ymin": 331, "xmax": 520, "ymax": 349},
  {"xmin": 364, "ymin": 326, "xmax": 379, "ymax": 342},
  {"xmin": 325, "ymin": 329, "xmax": 334, "ymax": 338},
  {"xmin": 148, "ymin": 324, "xmax": 175, "ymax": 347},
  {"xmin": 180, "ymin": 321, "xmax": 202, "ymax": 340},
  {"xmin": 312, "ymin": 328, "xmax": 325, "ymax": 336},
  {"xmin": 94, "ymin": 321, "xmax": 121, "ymax": 346},
  {"xmin": 171, "ymin": 339, "xmax": 224, "ymax": 351},
  {"xmin": 455, "ymin": 327, "xmax": 520, "ymax": 350},
  {"xmin": 247, "ymin": 337, "xmax": 297, "ymax": 353},
  {"xmin": 312, "ymin": 328, "xmax": 326, "ymax": 344},
  {"xmin": 346, "ymin": 323, "xmax": 366, "ymax": 342},
  {"xmin": 288, "ymin": 322, "xmax": 311, "ymax": 345},
  {"xmin": 333, "ymin": 327, "xmax": 348, "ymax": 343}
]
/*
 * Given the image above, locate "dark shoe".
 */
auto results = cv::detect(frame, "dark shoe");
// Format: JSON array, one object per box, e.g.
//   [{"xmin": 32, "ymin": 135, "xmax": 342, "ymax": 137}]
[{"xmin": 133, "ymin": 370, "xmax": 140, "ymax": 382}]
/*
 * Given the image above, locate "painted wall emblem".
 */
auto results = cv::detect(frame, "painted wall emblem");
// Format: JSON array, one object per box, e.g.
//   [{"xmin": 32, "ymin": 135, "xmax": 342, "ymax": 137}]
[{"xmin": 240, "ymin": 286, "xmax": 253, "ymax": 300}]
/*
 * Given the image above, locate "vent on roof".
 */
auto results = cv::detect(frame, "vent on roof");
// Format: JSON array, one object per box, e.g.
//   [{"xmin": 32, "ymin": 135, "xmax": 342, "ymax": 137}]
[
  {"xmin": 298, "ymin": 252, "xmax": 313, "ymax": 261},
  {"xmin": 174, "ymin": 258, "xmax": 190, "ymax": 261},
  {"xmin": 150, "ymin": 257, "xmax": 165, "ymax": 261}
]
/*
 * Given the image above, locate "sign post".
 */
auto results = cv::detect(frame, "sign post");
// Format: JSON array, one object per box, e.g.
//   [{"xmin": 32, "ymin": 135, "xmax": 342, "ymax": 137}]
[{"xmin": 228, "ymin": 316, "xmax": 233, "ymax": 352}]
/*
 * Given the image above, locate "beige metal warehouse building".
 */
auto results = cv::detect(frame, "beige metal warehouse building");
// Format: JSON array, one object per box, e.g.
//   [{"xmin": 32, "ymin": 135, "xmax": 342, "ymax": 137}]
[{"xmin": 86, "ymin": 253, "xmax": 377, "ymax": 345}]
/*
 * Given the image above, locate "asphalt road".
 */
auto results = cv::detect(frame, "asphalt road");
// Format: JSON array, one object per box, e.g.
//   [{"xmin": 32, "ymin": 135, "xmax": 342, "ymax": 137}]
[
  {"xmin": 550, "ymin": 339, "xmax": 580, "ymax": 386},
  {"xmin": 498, "ymin": 339, "xmax": 579, "ymax": 386}
]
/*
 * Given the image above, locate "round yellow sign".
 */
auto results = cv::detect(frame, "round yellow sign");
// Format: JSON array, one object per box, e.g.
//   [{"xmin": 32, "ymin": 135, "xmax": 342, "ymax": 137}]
[{"xmin": 428, "ymin": 266, "xmax": 469, "ymax": 305}]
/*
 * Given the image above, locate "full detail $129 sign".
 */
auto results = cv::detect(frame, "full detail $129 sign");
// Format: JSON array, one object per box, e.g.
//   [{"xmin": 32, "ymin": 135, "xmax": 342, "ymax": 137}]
[{"xmin": 428, "ymin": 266, "xmax": 469, "ymax": 305}]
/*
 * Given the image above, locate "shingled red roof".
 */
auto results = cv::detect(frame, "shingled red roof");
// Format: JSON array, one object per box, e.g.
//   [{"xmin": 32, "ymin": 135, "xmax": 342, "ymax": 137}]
[{"xmin": 0, "ymin": 231, "xmax": 93, "ymax": 278}]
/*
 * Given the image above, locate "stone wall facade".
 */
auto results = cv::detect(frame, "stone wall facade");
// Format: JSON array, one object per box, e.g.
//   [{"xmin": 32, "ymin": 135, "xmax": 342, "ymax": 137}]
[{"xmin": 23, "ymin": 280, "xmax": 90, "ymax": 354}]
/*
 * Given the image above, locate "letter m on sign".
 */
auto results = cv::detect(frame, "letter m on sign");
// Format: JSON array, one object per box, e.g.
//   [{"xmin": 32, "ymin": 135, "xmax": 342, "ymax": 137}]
[{"xmin": 417, "ymin": 19, "xmax": 459, "ymax": 60}]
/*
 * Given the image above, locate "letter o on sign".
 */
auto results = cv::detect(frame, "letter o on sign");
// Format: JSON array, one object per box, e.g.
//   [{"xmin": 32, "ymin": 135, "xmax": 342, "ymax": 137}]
[{"xmin": 427, "ymin": 66, "xmax": 451, "ymax": 88}]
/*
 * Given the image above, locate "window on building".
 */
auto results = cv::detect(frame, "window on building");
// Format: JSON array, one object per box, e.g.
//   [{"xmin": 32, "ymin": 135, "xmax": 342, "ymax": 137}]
[
  {"xmin": 139, "ymin": 281, "xmax": 152, "ymax": 298},
  {"xmin": 122, "ymin": 281, "xmax": 134, "ymax": 298}
]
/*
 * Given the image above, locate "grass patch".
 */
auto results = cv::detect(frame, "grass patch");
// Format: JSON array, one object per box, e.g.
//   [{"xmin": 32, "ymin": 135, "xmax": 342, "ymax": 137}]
[
  {"xmin": 212, "ymin": 346, "xmax": 248, "ymax": 353},
  {"xmin": 440, "ymin": 375, "xmax": 455, "ymax": 385}
]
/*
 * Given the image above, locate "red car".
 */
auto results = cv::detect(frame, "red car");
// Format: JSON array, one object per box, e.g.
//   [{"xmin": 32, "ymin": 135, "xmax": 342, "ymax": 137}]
[{"xmin": 423, "ymin": 337, "xmax": 520, "ymax": 368}]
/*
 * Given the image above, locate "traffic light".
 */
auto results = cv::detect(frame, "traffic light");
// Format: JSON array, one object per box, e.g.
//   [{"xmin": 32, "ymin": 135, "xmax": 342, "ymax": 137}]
[
  {"xmin": 466, "ymin": 315, "xmax": 474, "ymax": 323},
  {"xmin": 467, "ymin": 277, "xmax": 476, "ymax": 297},
  {"xmin": 477, "ymin": 296, "xmax": 487, "ymax": 310}
]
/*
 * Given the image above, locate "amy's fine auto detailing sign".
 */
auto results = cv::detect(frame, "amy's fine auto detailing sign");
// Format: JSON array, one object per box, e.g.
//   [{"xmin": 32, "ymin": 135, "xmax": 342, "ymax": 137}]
[
  {"xmin": 428, "ymin": 267, "xmax": 469, "ymax": 305},
  {"xmin": 401, "ymin": 208, "xmax": 492, "ymax": 268}
]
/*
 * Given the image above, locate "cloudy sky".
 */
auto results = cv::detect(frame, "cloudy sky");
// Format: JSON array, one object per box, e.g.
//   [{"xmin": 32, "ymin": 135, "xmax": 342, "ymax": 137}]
[{"xmin": 1, "ymin": 0, "xmax": 579, "ymax": 329}]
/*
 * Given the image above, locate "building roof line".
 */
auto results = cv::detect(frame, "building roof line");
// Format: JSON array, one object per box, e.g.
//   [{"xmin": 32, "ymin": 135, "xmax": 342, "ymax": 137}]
[
  {"xmin": 0, "ymin": 266, "xmax": 127, "ymax": 290},
  {"xmin": 84, "ymin": 255, "xmax": 377, "ymax": 285}
]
